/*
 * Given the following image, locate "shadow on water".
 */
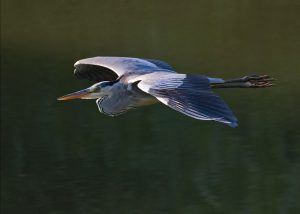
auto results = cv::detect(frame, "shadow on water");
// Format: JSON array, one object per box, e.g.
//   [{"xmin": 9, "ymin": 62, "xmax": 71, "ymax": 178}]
[{"xmin": 2, "ymin": 0, "xmax": 300, "ymax": 213}]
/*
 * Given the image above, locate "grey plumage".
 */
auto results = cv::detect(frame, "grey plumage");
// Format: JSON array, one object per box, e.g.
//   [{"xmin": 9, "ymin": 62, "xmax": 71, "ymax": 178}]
[
  {"xmin": 132, "ymin": 73, "xmax": 237, "ymax": 127},
  {"xmin": 74, "ymin": 57, "xmax": 175, "ymax": 82},
  {"xmin": 58, "ymin": 57, "xmax": 274, "ymax": 127}
]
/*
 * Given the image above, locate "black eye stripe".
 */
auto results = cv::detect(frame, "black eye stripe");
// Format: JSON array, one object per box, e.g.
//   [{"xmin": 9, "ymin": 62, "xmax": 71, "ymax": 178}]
[{"xmin": 99, "ymin": 79, "xmax": 120, "ymax": 88}]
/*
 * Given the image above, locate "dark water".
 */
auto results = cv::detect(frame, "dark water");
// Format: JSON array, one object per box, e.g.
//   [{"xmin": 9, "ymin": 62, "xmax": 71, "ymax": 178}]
[{"xmin": 2, "ymin": 0, "xmax": 300, "ymax": 213}]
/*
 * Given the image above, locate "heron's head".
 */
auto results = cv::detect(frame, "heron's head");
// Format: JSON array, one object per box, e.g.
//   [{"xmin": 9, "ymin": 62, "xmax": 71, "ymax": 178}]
[{"xmin": 57, "ymin": 81, "xmax": 113, "ymax": 101}]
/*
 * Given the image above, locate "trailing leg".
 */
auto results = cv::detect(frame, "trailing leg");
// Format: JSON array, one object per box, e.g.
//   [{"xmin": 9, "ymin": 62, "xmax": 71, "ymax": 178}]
[{"xmin": 210, "ymin": 75, "xmax": 274, "ymax": 89}]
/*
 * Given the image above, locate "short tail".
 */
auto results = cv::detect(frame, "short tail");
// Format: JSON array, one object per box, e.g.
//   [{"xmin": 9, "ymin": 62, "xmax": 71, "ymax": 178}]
[{"xmin": 210, "ymin": 75, "xmax": 274, "ymax": 89}]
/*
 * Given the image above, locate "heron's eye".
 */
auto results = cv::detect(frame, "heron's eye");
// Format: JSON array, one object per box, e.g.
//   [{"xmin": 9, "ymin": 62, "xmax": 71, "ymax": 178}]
[{"xmin": 96, "ymin": 87, "xmax": 102, "ymax": 92}]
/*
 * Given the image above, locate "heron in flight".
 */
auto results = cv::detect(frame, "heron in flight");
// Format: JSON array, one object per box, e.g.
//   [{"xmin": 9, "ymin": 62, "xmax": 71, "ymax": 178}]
[{"xmin": 58, "ymin": 57, "xmax": 273, "ymax": 127}]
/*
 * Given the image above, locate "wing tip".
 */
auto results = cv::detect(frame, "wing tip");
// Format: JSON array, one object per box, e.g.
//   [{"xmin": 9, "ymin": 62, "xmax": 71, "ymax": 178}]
[
  {"xmin": 74, "ymin": 61, "xmax": 80, "ymax": 67},
  {"xmin": 217, "ymin": 116, "xmax": 238, "ymax": 128},
  {"xmin": 228, "ymin": 122, "xmax": 239, "ymax": 128}
]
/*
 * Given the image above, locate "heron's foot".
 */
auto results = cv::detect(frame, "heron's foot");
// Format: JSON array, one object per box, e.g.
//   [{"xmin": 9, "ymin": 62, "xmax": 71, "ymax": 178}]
[
  {"xmin": 241, "ymin": 74, "xmax": 273, "ymax": 82},
  {"xmin": 243, "ymin": 75, "xmax": 274, "ymax": 88},
  {"xmin": 219, "ymin": 74, "xmax": 275, "ymax": 88}
]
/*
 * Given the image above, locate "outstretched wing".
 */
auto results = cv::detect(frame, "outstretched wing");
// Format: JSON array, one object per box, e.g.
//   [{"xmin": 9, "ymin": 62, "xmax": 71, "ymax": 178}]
[
  {"xmin": 132, "ymin": 72, "xmax": 238, "ymax": 127},
  {"xmin": 74, "ymin": 57, "xmax": 175, "ymax": 82}
]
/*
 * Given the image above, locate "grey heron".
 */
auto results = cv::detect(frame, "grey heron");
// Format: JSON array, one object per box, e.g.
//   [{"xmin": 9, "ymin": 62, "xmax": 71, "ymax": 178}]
[{"xmin": 58, "ymin": 57, "xmax": 273, "ymax": 127}]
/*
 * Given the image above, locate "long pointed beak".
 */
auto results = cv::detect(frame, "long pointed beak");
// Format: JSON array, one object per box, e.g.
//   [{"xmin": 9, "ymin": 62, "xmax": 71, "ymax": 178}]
[{"xmin": 57, "ymin": 88, "xmax": 91, "ymax": 101}]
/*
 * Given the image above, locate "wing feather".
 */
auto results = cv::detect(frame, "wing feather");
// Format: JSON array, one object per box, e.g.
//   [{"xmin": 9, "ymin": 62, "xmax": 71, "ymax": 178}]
[
  {"xmin": 143, "ymin": 59, "xmax": 175, "ymax": 70},
  {"xmin": 74, "ymin": 57, "xmax": 175, "ymax": 82},
  {"xmin": 136, "ymin": 72, "xmax": 238, "ymax": 127}
]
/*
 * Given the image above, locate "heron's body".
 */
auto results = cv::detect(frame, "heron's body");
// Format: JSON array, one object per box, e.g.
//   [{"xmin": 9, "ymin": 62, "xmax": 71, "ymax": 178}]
[
  {"xmin": 96, "ymin": 78, "xmax": 156, "ymax": 116},
  {"xmin": 58, "ymin": 57, "xmax": 273, "ymax": 127}
]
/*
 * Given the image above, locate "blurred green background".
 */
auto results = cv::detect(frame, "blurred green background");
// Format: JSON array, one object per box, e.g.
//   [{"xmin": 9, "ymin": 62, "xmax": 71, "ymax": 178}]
[{"xmin": 1, "ymin": 0, "xmax": 300, "ymax": 213}]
